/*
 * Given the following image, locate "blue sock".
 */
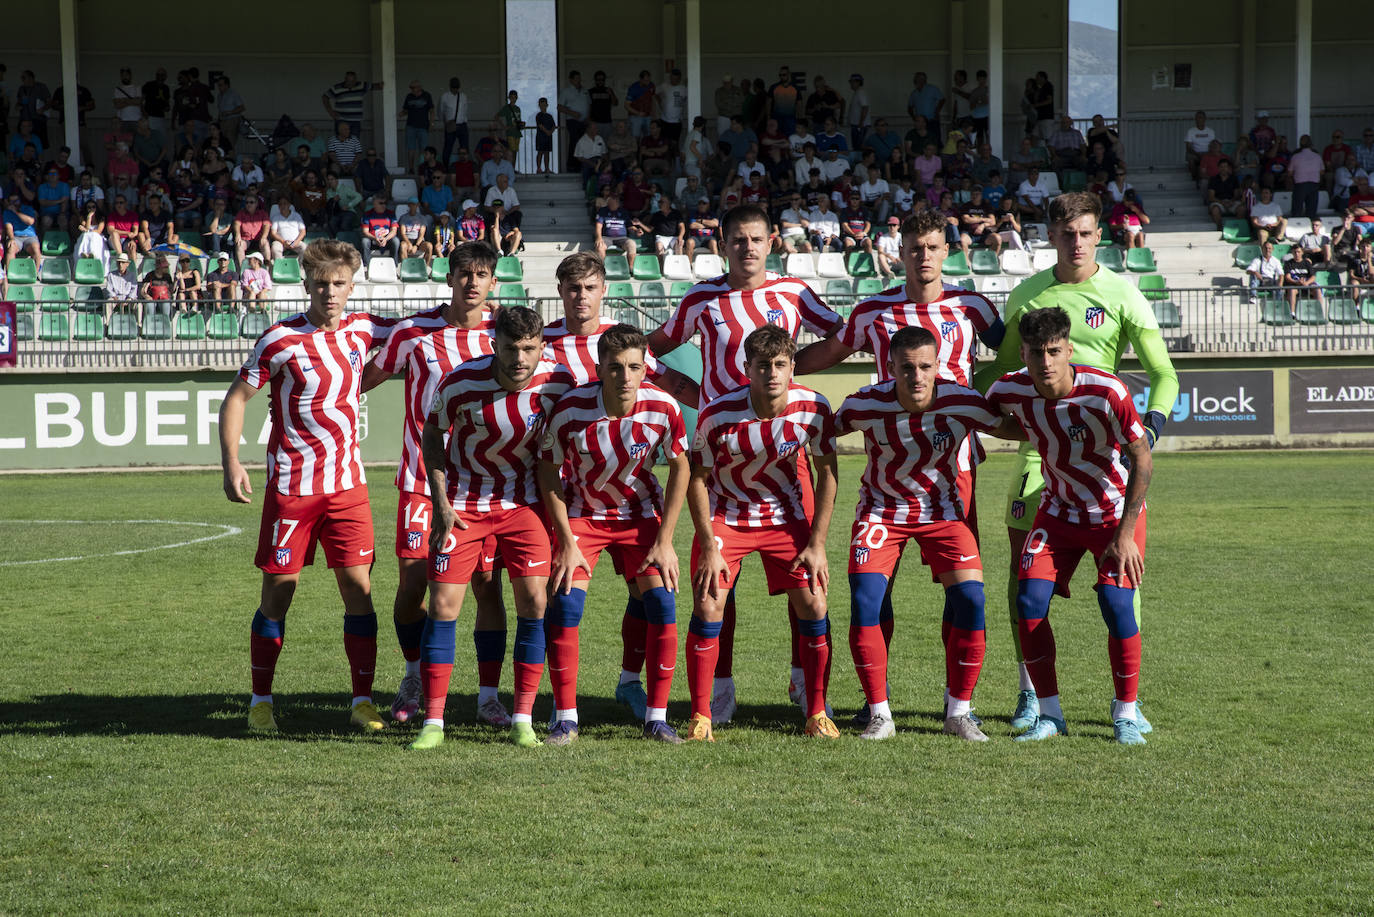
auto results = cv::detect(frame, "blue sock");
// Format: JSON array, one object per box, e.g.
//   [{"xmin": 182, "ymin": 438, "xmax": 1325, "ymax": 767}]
[
  {"xmin": 641, "ymin": 586, "xmax": 676, "ymax": 625},
  {"xmin": 688, "ymin": 616, "xmax": 722, "ymax": 639},
  {"xmin": 547, "ymin": 589, "xmax": 587, "ymax": 629},
  {"xmin": 342, "ymin": 612, "xmax": 377, "ymax": 637},
  {"xmin": 473, "ymin": 628, "xmax": 506, "ymax": 662},
  {"xmin": 797, "ymin": 616, "xmax": 828, "ymax": 638},
  {"xmin": 395, "ymin": 618, "xmax": 424, "ymax": 653},
  {"xmin": 944, "ymin": 581, "xmax": 986, "ymax": 631},
  {"xmin": 1097, "ymin": 585, "xmax": 1139, "ymax": 638},
  {"xmin": 624, "ymin": 596, "xmax": 648, "ymax": 620},
  {"xmin": 514, "ymin": 617, "xmax": 546, "ymax": 664},
  {"xmin": 421, "ymin": 618, "xmax": 457, "ymax": 665},
  {"xmin": 251, "ymin": 609, "xmax": 284, "ymax": 639},
  {"xmin": 849, "ymin": 573, "xmax": 887, "ymax": 627}
]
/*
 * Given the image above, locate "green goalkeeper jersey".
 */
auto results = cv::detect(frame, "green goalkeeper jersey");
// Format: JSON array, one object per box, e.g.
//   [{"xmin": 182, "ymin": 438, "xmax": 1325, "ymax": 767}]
[{"xmin": 974, "ymin": 265, "xmax": 1180, "ymax": 434}]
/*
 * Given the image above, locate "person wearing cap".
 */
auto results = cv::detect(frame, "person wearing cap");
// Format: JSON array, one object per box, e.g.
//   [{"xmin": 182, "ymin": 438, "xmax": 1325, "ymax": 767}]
[
  {"xmin": 205, "ymin": 253, "xmax": 240, "ymax": 304},
  {"xmin": 104, "ymin": 252, "xmax": 140, "ymax": 321},
  {"xmin": 847, "ymin": 73, "xmax": 870, "ymax": 151},
  {"xmin": 875, "ymin": 215, "xmax": 902, "ymax": 281},
  {"xmin": 239, "ymin": 251, "xmax": 274, "ymax": 309},
  {"xmin": 429, "ymin": 208, "xmax": 458, "ymax": 258},
  {"xmin": 457, "ymin": 198, "xmax": 486, "ymax": 242}
]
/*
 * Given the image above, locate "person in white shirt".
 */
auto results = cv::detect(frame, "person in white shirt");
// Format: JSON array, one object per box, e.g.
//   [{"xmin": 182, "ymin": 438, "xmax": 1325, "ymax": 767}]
[
  {"xmin": 807, "ymin": 196, "xmax": 842, "ymax": 251},
  {"xmin": 777, "ymin": 192, "xmax": 811, "ymax": 253},
  {"xmin": 1245, "ymin": 239, "xmax": 1284, "ymax": 303},
  {"xmin": 268, "ymin": 193, "xmax": 308, "ymax": 259},
  {"xmin": 788, "ymin": 121, "xmax": 817, "ymax": 160},
  {"xmin": 682, "ymin": 116, "xmax": 707, "ymax": 179},
  {"xmin": 658, "ymin": 69, "xmax": 688, "ymax": 146},
  {"xmin": 439, "ymin": 76, "xmax": 470, "ymax": 166},
  {"xmin": 1297, "ymin": 218, "xmax": 1331, "ymax": 264},
  {"xmin": 859, "ymin": 173, "xmax": 892, "ymax": 224},
  {"xmin": 875, "ymin": 215, "xmax": 902, "ymax": 280},
  {"xmin": 231, "ymin": 154, "xmax": 265, "ymax": 193},
  {"xmin": 1248, "ymin": 186, "xmax": 1287, "ymax": 244},
  {"xmin": 793, "ymin": 144, "xmax": 824, "ymax": 185},
  {"xmin": 821, "ymin": 148, "xmax": 849, "ymax": 182},
  {"xmin": 892, "ymin": 178, "xmax": 916, "ymax": 217},
  {"xmin": 1184, "ymin": 110, "xmax": 1216, "ymax": 183},
  {"xmin": 1016, "ymin": 166, "xmax": 1052, "ymax": 221},
  {"xmin": 572, "ymin": 121, "xmax": 607, "ymax": 180}
]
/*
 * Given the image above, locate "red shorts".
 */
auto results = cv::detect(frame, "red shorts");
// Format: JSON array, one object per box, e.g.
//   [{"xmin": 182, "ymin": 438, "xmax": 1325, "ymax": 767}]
[
  {"xmin": 255, "ymin": 485, "xmax": 373, "ymax": 574},
  {"xmin": 396, "ymin": 490, "xmax": 498, "ymax": 571},
  {"xmin": 849, "ymin": 517, "xmax": 981, "ymax": 578},
  {"xmin": 691, "ymin": 516, "xmax": 814, "ymax": 595},
  {"xmin": 556, "ymin": 516, "xmax": 664, "ymax": 584},
  {"xmin": 914, "ymin": 466, "xmax": 978, "ymax": 582},
  {"xmin": 1018, "ymin": 508, "xmax": 1148, "ymax": 596},
  {"xmin": 429, "ymin": 505, "xmax": 550, "ymax": 584}
]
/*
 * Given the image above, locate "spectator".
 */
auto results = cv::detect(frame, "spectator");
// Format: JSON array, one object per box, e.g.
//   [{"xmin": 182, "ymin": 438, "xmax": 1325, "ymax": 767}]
[
  {"xmin": 398, "ymin": 201, "xmax": 433, "ymax": 265},
  {"xmin": 421, "ymin": 170, "xmax": 454, "ymax": 218},
  {"xmin": 35, "ymin": 167, "xmax": 70, "ymax": 232},
  {"xmin": 1297, "ymin": 218, "xmax": 1332, "ymax": 265},
  {"xmin": 675, "ymin": 173, "xmax": 709, "ymax": 214},
  {"xmin": 993, "ymin": 195, "xmax": 1024, "ymax": 250},
  {"xmin": 483, "ymin": 173, "xmax": 522, "ymax": 255},
  {"xmin": 846, "ymin": 74, "xmax": 870, "ymax": 150},
  {"xmin": 1007, "ymin": 134, "xmax": 1050, "ymax": 188},
  {"xmin": 788, "ymin": 116, "xmax": 817, "ymax": 161},
  {"xmin": 968, "ymin": 70, "xmax": 991, "ymax": 145},
  {"xmin": 354, "ymin": 147, "xmax": 387, "ymax": 199},
  {"xmin": 1017, "ymin": 166, "xmax": 1052, "ymax": 221},
  {"xmin": 1234, "ymin": 136, "xmax": 1260, "ymax": 184},
  {"xmin": 202, "ymin": 123, "xmax": 230, "ymax": 161},
  {"xmin": 496, "ymin": 89, "xmax": 523, "ymax": 157},
  {"xmin": 863, "ymin": 118, "xmax": 901, "ymax": 164},
  {"xmin": 1108, "ymin": 190, "xmax": 1149, "ymax": 249},
  {"xmin": 105, "ymin": 252, "xmax": 140, "ymax": 319},
  {"xmin": 806, "ymin": 194, "xmax": 842, "ymax": 252},
  {"xmin": 1262, "ymin": 135, "xmax": 1293, "ymax": 191},
  {"xmin": 1290, "ymin": 135, "xmax": 1324, "ymax": 220},
  {"xmin": 982, "ymin": 169, "xmax": 1008, "ymax": 208},
  {"xmin": 766, "ymin": 66, "xmax": 799, "ymax": 136},
  {"xmin": 744, "ymin": 78, "xmax": 768, "ymax": 134},
  {"xmin": 1282, "ymin": 247, "xmax": 1324, "ymax": 317},
  {"xmin": 593, "ymin": 190, "xmax": 634, "ymax": 261},
  {"xmin": 479, "ymin": 145, "xmax": 515, "ymax": 193},
  {"xmin": 102, "ymin": 194, "xmax": 138, "ymax": 258},
  {"xmin": 648, "ymin": 195, "xmax": 685, "ymax": 255},
  {"xmin": 173, "ymin": 253, "xmax": 202, "ymax": 310},
  {"xmin": 1348, "ymin": 175, "xmax": 1374, "ymax": 235},
  {"xmin": 1346, "ymin": 236, "xmax": 1373, "ymax": 309},
  {"xmin": 1321, "ymin": 129, "xmax": 1353, "ymax": 180},
  {"xmin": 74, "ymin": 200, "xmax": 107, "ymax": 265},
  {"xmin": 184, "ymin": 68, "xmax": 214, "ymax": 139},
  {"xmin": 625, "ymin": 71, "xmax": 656, "ymax": 137},
  {"xmin": 1084, "ymin": 141, "xmax": 1116, "ymax": 180},
  {"xmin": 684, "ymin": 197, "xmax": 720, "ymax": 258},
  {"xmin": 556, "ymin": 71, "xmax": 589, "ymax": 171},
  {"xmin": 1206, "ymin": 159, "xmax": 1244, "ymax": 229},
  {"xmin": 269, "ymin": 193, "xmax": 308, "ymax": 260},
  {"xmin": 233, "ymin": 194, "xmax": 271, "ymax": 266},
  {"xmin": 1049, "ymin": 114, "xmax": 1086, "ymax": 171},
  {"xmin": 949, "ymin": 69, "xmax": 971, "ymax": 135},
  {"xmin": 1244, "ymin": 239, "xmax": 1283, "ymax": 303},
  {"xmin": 1331, "ymin": 153, "xmax": 1367, "ymax": 211},
  {"xmin": 805, "ymin": 77, "xmax": 842, "ymax": 131},
  {"xmin": 1105, "ymin": 164, "xmax": 1135, "ymax": 205},
  {"xmin": 658, "ymin": 68, "xmax": 688, "ymax": 147},
  {"xmin": 621, "ymin": 168, "xmax": 654, "ymax": 216},
  {"xmin": 15, "ymin": 71, "xmax": 52, "ymax": 147},
  {"xmin": 1184, "ymin": 110, "xmax": 1218, "ymax": 183},
  {"xmin": 204, "ymin": 252, "xmax": 238, "ymax": 303},
  {"xmin": 323, "ymin": 70, "xmax": 383, "ymax": 137},
  {"xmin": 1030, "ymin": 71, "xmax": 1055, "ymax": 139},
  {"xmin": 200, "ymin": 146, "xmax": 230, "ymax": 185},
  {"xmin": 142, "ymin": 67, "xmax": 172, "ymax": 131},
  {"xmin": 682, "ymin": 116, "xmax": 709, "ymax": 180},
  {"xmin": 3, "ymin": 190, "xmax": 42, "ymax": 267},
  {"xmin": 793, "ymin": 143, "xmax": 824, "ymax": 186},
  {"xmin": 838, "ymin": 192, "xmax": 873, "ymax": 253},
  {"xmin": 1249, "ymin": 186, "xmax": 1287, "ymax": 243},
  {"xmin": 140, "ymin": 254, "xmax": 176, "ymax": 321},
  {"xmin": 449, "ymin": 147, "xmax": 477, "ymax": 200},
  {"xmin": 587, "ymin": 71, "xmax": 619, "ymax": 138},
  {"xmin": 639, "ymin": 120, "xmax": 673, "ymax": 177},
  {"xmin": 1356, "ymin": 128, "xmax": 1374, "ymax": 175},
  {"xmin": 238, "ymin": 252, "xmax": 273, "ymax": 309},
  {"xmin": 430, "ymin": 209, "xmax": 458, "ymax": 259},
  {"xmin": 719, "ymin": 115, "xmax": 758, "ymax": 162},
  {"xmin": 400, "ymin": 79, "xmax": 436, "ymax": 174},
  {"xmin": 137, "ymin": 193, "xmax": 177, "ymax": 254},
  {"xmin": 297, "ymin": 123, "xmax": 327, "ymax": 160},
  {"xmin": 906, "ymin": 72, "xmax": 944, "ymax": 143},
  {"xmin": 892, "ymin": 175, "xmax": 918, "ymax": 218},
  {"xmin": 865, "ymin": 215, "xmax": 899, "ymax": 281},
  {"xmin": 359, "ymin": 194, "xmax": 400, "ymax": 266},
  {"xmin": 959, "ymin": 186, "xmax": 1000, "ymax": 255},
  {"xmin": 776, "ymin": 192, "xmax": 810, "ymax": 253},
  {"xmin": 533, "ymin": 97, "xmax": 556, "ymax": 174},
  {"xmin": 858, "ymin": 166, "xmax": 892, "ymax": 224},
  {"xmin": 1197, "ymin": 139, "xmax": 1228, "ymax": 181},
  {"xmin": 231, "ymin": 153, "xmax": 264, "ymax": 193},
  {"xmin": 758, "ymin": 117, "xmax": 790, "ymax": 178},
  {"xmin": 1249, "ymin": 110, "xmax": 1276, "ymax": 157},
  {"xmin": 969, "ymin": 142, "xmax": 1003, "ymax": 186},
  {"xmin": 451, "ymin": 198, "xmax": 482, "ymax": 242},
  {"xmin": 572, "ymin": 121, "xmax": 607, "ymax": 182},
  {"xmin": 204, "ymin": 199, "xmax": 234, "ymax": 255},
  {"xmin": 216, "ymin": 76, "xmax": 246, "ymax": 148},
  {"xmin": 325, "ymin": 122, "xmax": 363, "ymax": 174}
]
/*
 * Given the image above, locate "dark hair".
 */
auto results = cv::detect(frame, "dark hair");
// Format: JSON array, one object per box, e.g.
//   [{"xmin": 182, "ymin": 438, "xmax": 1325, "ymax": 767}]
[
  {"xmin": 597, "ymin": 324, "xmax": 648, "ymax": 362},
  {"xmin": 901, "ymin": 208, "xmax": 947, "ymax": 241},
  {"xmin": 1048, "ymin": 190, "xmax": 1101, "ymax": 226},
  {"xmin": 451, "ymin": 240, "xmax": 499, "ymax": 274},
  {"xmin": 1019, "ymin": 307, "xmax": 1072, "ymax": 349},
  {"xmin": 556, "ymin": 251, "xmax": 606, "ymax": 285},
  {"xmin": 494, "ymin": 305, "xmax": 545, "ymax": 343},
  {"xmin": 743, "ymin": 324, "xmax": 796, "ymax": 364},
  {"xmin": 721, "ymin": 202, "xmax": 771, "ymax": 240},
  {"xmin": 889, "ymin": 325, "xmax": 937, "ymax": 353}
]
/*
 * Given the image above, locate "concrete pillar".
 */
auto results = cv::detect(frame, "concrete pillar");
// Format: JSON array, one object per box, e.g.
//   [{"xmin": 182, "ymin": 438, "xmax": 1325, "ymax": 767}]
[
  {"xmin": 59, "ymin": 0, "xmax": 82, "ymax": 169},
  {"xmin": 989, "ymin": 0, "xmax": 1004, "ymax": 158},
  {"xmin": 1240, "ymin": 0, "xmax": 1255, "ymax": 133},
  {"xmin": 1294, "ymin": 0, "xmax": 1311, "ymax": 140},
  {"xmin": 685, "ymin": 0, "xmax": 702, "ymax": 124},
  {"xmin": 374, "ymin": 0, "xmax": 399, "ymax": 171}
]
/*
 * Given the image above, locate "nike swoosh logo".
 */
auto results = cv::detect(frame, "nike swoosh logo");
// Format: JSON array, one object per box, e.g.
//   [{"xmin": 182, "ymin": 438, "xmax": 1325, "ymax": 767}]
[
  {"xmin": 426, "ymin": 357, "xmax": 440, "ymax": 363},
  {"xmin": 807, "ymin": 641, "xmax": 827, "ymax": 649},
  {"xmin": 657, "ymin": 664, "xmax": 675, "ymax": 672},
  {"xmin": 957, "ymin": 660, "xmax": 980, "ymax": 666},
  {"xmin": 1023, "ymin": 655, "xmax": 1049, "ymax": 665},
  {"xmin": 713, "ymin": 319, "xmax": 729, "ymax": 325},
  {"xmin": 482, "ymin": 555, "xmax": 496, "ymax": 564},
  {"xmin": 359, "ymin": 549, "xmax": 374, "ymax": 556},
  {"xmin": 528, "ymin": 560, "xmax": 547, "ymax": 567},
  {"xmin": 956, "ymin": 554, "xmax": 978, "ymax": 561},
  {"xmin": 692, "ymin": 643, "xmax": 712, "ymax": 652},
  {"xmin": 1114, "ymin": 670, "xmax": 1138, "ymax": 679}
]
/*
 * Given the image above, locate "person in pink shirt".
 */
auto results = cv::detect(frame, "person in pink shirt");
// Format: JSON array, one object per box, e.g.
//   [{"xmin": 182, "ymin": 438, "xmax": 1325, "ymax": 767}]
[
  {"xmin": 239, "ymin": 251, "xmax": 274, "ymax": 311},
  {"xmin": 1289, "ymin": 135, "xmax": 1325, "ymax": 221}
]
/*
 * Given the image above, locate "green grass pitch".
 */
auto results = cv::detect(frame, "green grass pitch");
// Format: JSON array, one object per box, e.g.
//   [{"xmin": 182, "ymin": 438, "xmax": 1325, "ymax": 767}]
[{"xmin": 1, "ymin": 452, "xmax": 1371, "ymax": 914}]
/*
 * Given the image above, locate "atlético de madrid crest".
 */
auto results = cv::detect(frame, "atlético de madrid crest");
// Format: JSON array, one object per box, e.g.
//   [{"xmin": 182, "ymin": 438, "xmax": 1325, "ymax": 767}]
[{"xmin": 1085, "ymin": 306, "xmax": 1106, "ymax": 329}]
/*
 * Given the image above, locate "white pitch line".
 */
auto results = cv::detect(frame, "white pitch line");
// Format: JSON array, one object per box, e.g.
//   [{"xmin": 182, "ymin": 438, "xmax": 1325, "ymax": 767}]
[{"xmin": 0, "ymin": 519, "xmax": 243, "ymax": 567}]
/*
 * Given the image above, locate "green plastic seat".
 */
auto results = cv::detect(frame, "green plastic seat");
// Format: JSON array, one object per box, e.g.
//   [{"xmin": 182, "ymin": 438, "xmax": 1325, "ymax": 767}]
[
  {"xmin": 1060, "ymin": 170, "xmax": 1087, "ymax": 192},
  {"xmin": 855, "ymin": 277, "xmax": 884, "ymax": 298},
  {"xmin": 6, "ymin": 258, "xmax": 38, "ymax": 284},
  {"xmin": 668, "ymin": 281, "xmax": 693, "ymax": 300},
  {"xmin": 765, "ymin": 253, "xmax": 784, "ymax": 274},
  {"xmin": 1138, "ymin": 274, "xmax": 1169, "ymax": 301},
  {"xmin": 1151, "ymin": 300, "xmax": 1182, "ymax": 329},
  {"xmin": 175, "ymin": 312, "xmax": 206, "ymax": 340},
  {"xmin": 1271, "ymin": 243, "xmax": 1293, "ymax": 262},
  {"xmin": 430, "ymin": 256, "xmax": 450, "ymax": 281},
  {"xmin": 1294, "ymin": 299, "xmax": 1327, "ymax": 325},
  {"xmin": 1125, "ymin": 248, "xmax": 1157, "ymax": 272},
  {"xmin": 41, "ymin": 231, "xmax": 73, "ymax": 256},
  {"xmin": 1233, "ymin": 244, "xmax": 1261, "ymax": 269},
  {"xmin": 847, "ymin": 251, "xmax": 876, "ymax": 277},
  {"xmin": 398, "ymin": 257, "xmax": 429, "ymax": 283},
  {"xmin": 1327, "ymin": 299, "xmax": 1361, "ymax": 325},
  {"xmin": 825, "ymin": 278, "xmax": 854, "ymax": 305},
  {"xmin": 303, "ymin": 231, "xmax": 331, "ymax": 243},
  {"xmin": 496, "ymin": 283, "xmax": 527, "ymax": 301},
  {"xmin": 605, "ymin": 282, "xmax": 635, "ymax": 302},
  {"xmin": 38, "ymin": 313, "xmax": 70, "ymax": 341},
  {"xmin": 73, "ymin": 313, "xmax": 104, "ymax": 341},
  {"xmin": 638, "ymin": 281, "xmax": 668, "ymax": 308},
  {"xmin": 40, "ymin": 286, "xmax": 70, "ymax": 311},
  {"xmin": 10, "ymin": 286, "xmax": 36, "ymax": 310},
  {"xmin": 107, "ymin": 313, "xmax": 140, "ymax": 340},
  {"xmin": 15, "ymin": 314, "xmax": 34, "ymax": 340},
  {"xmin": 956, "ymin": 277, "xmax": 978, "ymax": 291},
  {"xmin": 240, "ymin": 311, "xmax": 271, "ymax": 339},
  {"xmin": 941, "ymin": 251, "xmax": 970, "ymax": 276},
  {"xmin": 631, "ymin": 255, "xmax": 663, "ymax": 281},
  {"xmin": 1258, "ymin": 300, "xmax": 1296, "ymax": 326},
  {"xmin": 1314, "ymin": 270, "xmax": 1341, "ymax": 290},
  {"xmin": 1221, "ymin": 219, "xmax": 1253, "ymax": 243},
  {"xmin": 970, "ymin": 249, "xmax": 1000, "ymax": 275},
  {"xmin": 74, "ymin": 257, "xmax": 106, "ymax": 285},
  {"xmin": 141, "ymin": 314, "xmax": 173, "ymax": 339},
  {"xmin": 495, "ymin": 255, "xmax": 524, "ymax": 282},
  {"xmin": 602, "ymin": 254, "xmax": 630, "ymax": 281},
  {"xmin": 335, "ymin": 230, "xmax": 362, "ymax": 249},
  {"xmin": 207, "ymin": 312, "xmax": 239, "ymax": 339},
  {"xmin": 272, "ymin": 257, "xmax": 303, "ymax": 284},
  {"xmin": 1095, "ymin": 247, "xmax": 1125, "ymax": 272}
]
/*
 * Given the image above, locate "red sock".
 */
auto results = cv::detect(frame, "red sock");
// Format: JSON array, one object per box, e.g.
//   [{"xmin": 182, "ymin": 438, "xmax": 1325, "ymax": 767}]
[
  {"xmin": 477, "ymin": 659, "xmax": 501, "ymax": 689},
  {"xmin": 848, "ymin": 624, "xmax": 888, "ymax": 704},
  {"xmin": 620, "ymin": 612, "xmax": 647, "ymax": 675},
  {"xmin": 880, "ymin": 615, "xmax": 895, "ymax": 650},
  {"xmin": 800, "ymin": 629, "xmax": 831, "ymax": 718},
  {"xmin": 788, "ymin": 602, "xmax": 802, "ymax": 668},
  {"xmin": 546, "ymin": 624, "xmax": 580, "ymax": 711},
  {"xmin": 687, "ymin": 634, "xmax": 718, "ymax": 718},
  {"xmin": 646, "ymin": 621, "xmax": 678, "ymax": 711},
  {"xmin": 1018, "ymin": 616, "xmax": 1059, "ymax": 697},
  {"xmin": 421, "ymin": 661, "xmax": 453, "ymax": 720},
  {"xmin": 343, "ymin": 633, "xmax": 377, "ymax": 699},
  {"xmin": 945, "ymin": 627, "xmax": 986, "ymax": 702},
  {"xmin": 512, "ymin": 661, "xmax": 543, "ymax": 717},
  {"xmin": 250, "ymin": 633, "xmax": 282, "ymax": 696},
  {"xmin": 714, "ymin": 598, "xmax": 735, "ymax": 678},
  {"xmin": 1108, "ymin": 633, "xmax": 1141, "ymax": 703}
]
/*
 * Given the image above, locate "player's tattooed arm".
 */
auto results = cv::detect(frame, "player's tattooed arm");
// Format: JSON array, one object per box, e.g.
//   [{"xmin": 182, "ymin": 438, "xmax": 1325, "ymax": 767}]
[
  {"xmin": 657, "ymin": 367, "xmax": 700, "ymax": 407},
  {"xmin": 1102, "ymin": 436, "xmax": 1152, "ymax": 585},
  {"xmin": 538, "ymin": 459, "xmax": 591, "ymax": 594},
  {"xmin": 640, "ymin": 450, "xmax": 690, "ymax": 593},
  {"xmin": 647, "ymin": 326, "xmax": 683, "ymax": 357},
  {"xmin": 218, "ymin": 378, "xmax": 257, "ymax": 504},
  {"xmin": 421, "ymin": 418, "xmax": 462, "ymax": 552}
]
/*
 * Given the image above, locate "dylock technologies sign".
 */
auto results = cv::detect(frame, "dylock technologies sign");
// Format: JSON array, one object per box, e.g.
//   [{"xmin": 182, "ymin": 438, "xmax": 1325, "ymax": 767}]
[{"xmin": 1122, "ymin": 370, "xmax": 1274, "ymax": 437}]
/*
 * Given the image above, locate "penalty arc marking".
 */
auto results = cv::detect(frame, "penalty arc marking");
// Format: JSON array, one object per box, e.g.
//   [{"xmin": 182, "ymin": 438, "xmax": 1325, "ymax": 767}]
[{"xmin": 0, "ymin": 519, "xmax": 243, "ymax": 567}]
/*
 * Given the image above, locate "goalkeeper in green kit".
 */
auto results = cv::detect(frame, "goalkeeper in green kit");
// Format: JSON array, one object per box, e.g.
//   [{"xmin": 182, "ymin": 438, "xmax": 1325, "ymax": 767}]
[{"xmin": 975, "ymin": 191, "xmax": 1179, "ymax": 733}]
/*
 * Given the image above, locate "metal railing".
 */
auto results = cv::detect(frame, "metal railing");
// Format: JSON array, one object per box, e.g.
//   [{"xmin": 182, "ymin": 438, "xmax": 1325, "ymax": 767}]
[{"xmin": 8, "ymin": 287, "xmax": 1373, "ymax": 371}]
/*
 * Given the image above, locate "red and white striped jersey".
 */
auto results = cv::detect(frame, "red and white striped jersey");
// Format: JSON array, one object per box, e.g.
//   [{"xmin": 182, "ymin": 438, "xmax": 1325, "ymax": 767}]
[
  {"xmin": 836, "ymin": 381, "xmax": 1001, "ymax": 525},
  {"xmin": 659, "ymin": 273, "xmax": 841, "ymax": 408},
  {"xmin": 692, "ymin": 383, "xmax": 837, "ymax": 527},
  {"xmin": 542, "ymin": 381, "xmax": 688, "ymax": 521},
  {"xmin": 542, "ymin": 317, "xmax": 663, "ymax": 385},
  {"xmin": 239, "ymin": 311, "xmax": 395, "ymax": 496},
  {"xmin": 429, "ymin": 356, "xmax": 576, "ymax": 511},
  {"xmin": 837, "ymin": 283, "xmax": 999, "ymax": 387},
  {"xmin": 987, "ymin": 365, "xmax": 1145, "ymax": 525},
  {"xmin": 371, "ymin": 307, "xmax": 495, "ymax": 495}
]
